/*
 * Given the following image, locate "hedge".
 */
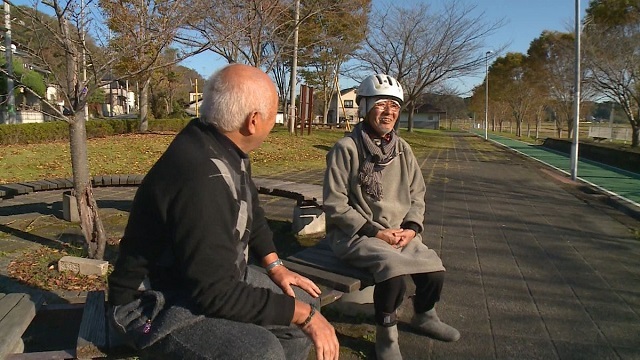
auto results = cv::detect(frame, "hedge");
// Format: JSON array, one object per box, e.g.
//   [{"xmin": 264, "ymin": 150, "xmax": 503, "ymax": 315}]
[{"xmin": 0, "ymin": 118, "xmax": 193, "ymax": 145}]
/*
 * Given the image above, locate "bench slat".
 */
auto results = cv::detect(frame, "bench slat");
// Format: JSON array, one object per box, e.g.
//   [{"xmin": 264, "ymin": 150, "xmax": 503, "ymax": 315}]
[
  {"xmin": 282, "ymin": 260, "xmax": 362, "ymax": 293},
  {"xmin": 76, "ymin": 291, "xmax": 107, "ymax": 359},
  {"xmin": 5, "ymin": 349, "xmax": 75, "ymax": 360},
  {"xmin": 0, "ymin": 293, "xmax": 43, "ymax": 358},
  {"xmin": 287, "ymin": 249, "xmax": 374, "ymax": 287}
]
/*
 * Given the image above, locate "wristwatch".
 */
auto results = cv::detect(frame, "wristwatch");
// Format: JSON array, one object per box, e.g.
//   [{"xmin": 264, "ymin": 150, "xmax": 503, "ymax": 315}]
[{"xmin": 265, "ymin": 258, "xmax": 284, "ymax": 272}]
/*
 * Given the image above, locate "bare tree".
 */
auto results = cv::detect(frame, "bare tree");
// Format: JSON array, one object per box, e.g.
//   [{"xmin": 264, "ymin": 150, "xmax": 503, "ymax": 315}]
[
  {"xmin": 183, "ymin": 0, "xmax": 294, "ymax": 71},
  {"xmin": 488, "ymin": 53, "xmax": 537, "ymax": 137},
  {"xmin": 353, "ymin": 1, "xmax": 504, "ymax": 131},
  {"xmin": 583, "ymin": 0, "xmax": 640, "ymax": 146},
  {"xmin": 298, "ymin": 0, "xmax": 370, "ymax": 124},
  {"xmin": 527, "ymin": 31, "xmax": 596, "ymax": 139},
  {"xmin": 183, "ymin": 0, "xmax": 364, "ymax": 122},
  {"xmin": 101, "ymin": 0, "xmax": 206, "ymax": 131},
  {"xmin": 6, "ymin": 0, "xmax": 116, "ymax": 259},
  {"xmin": 6, "ymin": 0, "xmax": 200, "ymax": 259}
]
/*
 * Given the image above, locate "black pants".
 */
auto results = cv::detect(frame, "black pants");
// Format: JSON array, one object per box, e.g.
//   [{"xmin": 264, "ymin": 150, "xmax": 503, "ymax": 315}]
[{"xmin": 373, "ymin": 271, "xmax": 445, "ymax": 326}]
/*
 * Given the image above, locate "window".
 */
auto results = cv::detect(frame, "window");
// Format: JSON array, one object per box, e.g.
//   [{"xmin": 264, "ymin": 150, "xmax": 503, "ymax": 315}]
[{"xmin": 344, "ymin": 100, "xmax": 354, "ymax": 108}]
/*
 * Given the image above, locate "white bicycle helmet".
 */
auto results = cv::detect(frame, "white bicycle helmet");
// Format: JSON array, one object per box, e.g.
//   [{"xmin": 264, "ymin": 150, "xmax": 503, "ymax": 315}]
[{"xmin": 356, "ymin": 74, "xmax": 404, "ymax": 117}]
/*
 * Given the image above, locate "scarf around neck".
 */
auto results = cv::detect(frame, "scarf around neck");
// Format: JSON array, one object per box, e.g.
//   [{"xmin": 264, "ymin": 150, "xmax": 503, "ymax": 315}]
[{"xmin": 356, "ymin": 123, "xmax": 399, "ymax": 201}]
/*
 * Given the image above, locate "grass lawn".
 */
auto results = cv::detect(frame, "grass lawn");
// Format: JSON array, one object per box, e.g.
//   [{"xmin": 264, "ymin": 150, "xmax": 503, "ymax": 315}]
[{"xmin": 0, "ymin": 125, "xmax": 455, "ymax": 184}]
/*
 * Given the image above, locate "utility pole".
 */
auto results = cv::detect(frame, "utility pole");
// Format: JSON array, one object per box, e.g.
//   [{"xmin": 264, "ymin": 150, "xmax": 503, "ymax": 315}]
[
  {"xmin": 288, "ymin": 0, "xmax": 299, "ymax": 134},
  {"xmin": 484, "ymin": 50, "xmax": 492, "ymax": 140},
  {"xmin": 570, "ymin": 0, "xmax": 581, "ymax": 181},
  {"xmin": 195, "ymin": 78, "xmax": 199, "ymax": 117},
  {"xmin": 4, "ymin": 1, "xmax": 15, "ymax": 124}
]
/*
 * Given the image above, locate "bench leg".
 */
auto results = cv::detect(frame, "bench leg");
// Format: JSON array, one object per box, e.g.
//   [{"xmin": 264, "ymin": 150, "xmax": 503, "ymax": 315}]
[
  {"xmin": 9, "ymin": 338, "xmax": 23, "ymax": 354},
  {"xmin": 292, "ymin": 205, "xmax": 325, "ymax": 236},
  {"xmin": 325, "ymin": 285, "xmax": 375, "ymax": 317}
]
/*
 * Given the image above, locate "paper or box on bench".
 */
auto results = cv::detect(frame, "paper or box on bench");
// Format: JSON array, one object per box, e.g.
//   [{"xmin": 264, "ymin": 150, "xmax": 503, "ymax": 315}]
[{"xmin": 58, "ymin": 256, "xmax": 109, "ymax": 276}]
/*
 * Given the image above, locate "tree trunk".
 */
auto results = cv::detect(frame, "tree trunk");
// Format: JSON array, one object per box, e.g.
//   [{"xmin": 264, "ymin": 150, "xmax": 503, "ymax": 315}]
[
  {"xmin": 138, "ymin": 77, "xmax": 151, "ymax": 132},
  {"xmin": 323, "ymin": 107, "xmax": 329, "ymax": 126},
  {"xmin": 69, "ymin": 112, "xmax": 107, "ymax": 260},
  {"xmin": 406, "ymin": 103, "xmax": 415, "ymax": 132}
]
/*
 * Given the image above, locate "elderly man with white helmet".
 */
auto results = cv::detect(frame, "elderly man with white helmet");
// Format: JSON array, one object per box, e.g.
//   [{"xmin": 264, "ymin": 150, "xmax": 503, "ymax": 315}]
[{"xmin": 323, "ymin": 74, "xmax": 460, "ymax": 359}]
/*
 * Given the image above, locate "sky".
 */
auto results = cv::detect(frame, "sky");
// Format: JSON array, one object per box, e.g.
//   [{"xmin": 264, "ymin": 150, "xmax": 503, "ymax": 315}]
[
  {"xmin": 10, "ymin": 0, "xmax": 589, "ymax": 96},
  {"xmin": 180, "ymin": 0, "xmax": 590, "ymax": 96}
]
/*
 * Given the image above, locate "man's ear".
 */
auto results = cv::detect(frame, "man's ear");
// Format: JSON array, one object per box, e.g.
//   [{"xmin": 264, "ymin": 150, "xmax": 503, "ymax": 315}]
[{"xmin": 244, "ymin": 111, "xmax": 260, "ymax": 135}]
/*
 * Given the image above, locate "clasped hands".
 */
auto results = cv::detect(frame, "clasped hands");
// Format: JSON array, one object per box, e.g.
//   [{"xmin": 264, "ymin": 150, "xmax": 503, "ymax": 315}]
[{"xmin": 376, "ymin": 228, "xmax": 416, "ymax": 248}]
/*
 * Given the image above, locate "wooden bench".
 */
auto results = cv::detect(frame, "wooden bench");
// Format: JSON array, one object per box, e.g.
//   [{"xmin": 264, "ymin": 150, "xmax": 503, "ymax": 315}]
[
  {"xmin": 284, "ymin": 240, "xmax": 374, "ymax": 307},
  {"xmin": 4, "ymin": 248, "xmax": 370, "ymax": 359},
  {"xmin": 0, "ymin": 293, "xmax": 44, "ymax": 358},
  {"xmin": 72, "ymin": 290, "xmax": 133, "ymax": 360},
  {"xmin": 251, "ymin": 179, "xmax": 374, "ymax": 306},
  {"xmin": 5, "ymin": 291, "xmax": 133, "ymax": 360}
]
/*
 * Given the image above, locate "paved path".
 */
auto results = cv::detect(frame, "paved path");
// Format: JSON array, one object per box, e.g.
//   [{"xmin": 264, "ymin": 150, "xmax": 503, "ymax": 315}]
[
  {"xmin": 478, "ymin": 131, "xmax": 640, "ymax": 210},
  {"xmin": 414, "ymin": 133, "xmax": 639, "ymax": 359},
  {"xmin": 0, "ymin": 132, "xmax": 639, "ymax": 359}
]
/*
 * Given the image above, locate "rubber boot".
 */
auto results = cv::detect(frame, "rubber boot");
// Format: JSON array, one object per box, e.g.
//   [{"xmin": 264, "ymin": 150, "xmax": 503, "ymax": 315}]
[
  {"xmin": 410, "ymin": 308, "xmax": 460, "ymax": 342},
  {"xmin": 375, "ymin": 325, "xmax": 402, "ymax": 360}
]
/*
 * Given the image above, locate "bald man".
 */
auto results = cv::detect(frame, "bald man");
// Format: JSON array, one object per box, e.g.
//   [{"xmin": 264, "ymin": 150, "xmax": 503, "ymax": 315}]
[{"xmin": 108, "ymin": 64, "xmax": 339, "ymax": 360}]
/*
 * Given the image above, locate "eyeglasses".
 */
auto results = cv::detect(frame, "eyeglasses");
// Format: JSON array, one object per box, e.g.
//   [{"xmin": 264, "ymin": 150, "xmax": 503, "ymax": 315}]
[{"xmin": 373, "ymin": 100, "xmax": 401, "ymax": 112}]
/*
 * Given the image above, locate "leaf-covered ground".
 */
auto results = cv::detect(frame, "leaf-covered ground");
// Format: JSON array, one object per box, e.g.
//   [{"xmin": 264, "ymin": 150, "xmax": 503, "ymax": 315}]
[{"xmin": 8, "ymin": 247, "xmax": 110, "ymax": 292}]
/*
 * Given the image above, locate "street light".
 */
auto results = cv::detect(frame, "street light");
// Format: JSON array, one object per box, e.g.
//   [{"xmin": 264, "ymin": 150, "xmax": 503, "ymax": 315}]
[
  {"xmin": 4, "ymin": 2, "xmax": 15, "ymax": 124},
  {"xmin": 484, "ymin": 50, "xmax": 492, "ymax": 140}
]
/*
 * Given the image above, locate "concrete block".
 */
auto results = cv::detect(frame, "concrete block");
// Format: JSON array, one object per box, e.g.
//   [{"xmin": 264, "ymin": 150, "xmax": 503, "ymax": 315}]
[
  {"xmin": 292, "ymin": 205, "xmax": 325, "ymax": 236},
  {"xmin": 62, "ymin": 191, "xmax": 80, "ymax": 222},
  {"xmin": 326, "ymin": 285, "xmax": 375, "ymax": 317},
  {"xmin": 58, "ymin": 256, "xmax": 109, "ymax": 276}
]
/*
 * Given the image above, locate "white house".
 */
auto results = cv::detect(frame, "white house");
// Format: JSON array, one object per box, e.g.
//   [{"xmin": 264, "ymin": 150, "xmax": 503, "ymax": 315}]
[
  {"xmin": 328, "ymin": 87, "xmax": 359, "ymax": 126},
  {"xmin": 398, "ymin": 103, "xmax": 445, "ymax": 130},
  {"xmin": 100, "ymin": 77, "xmax": 134, "ymax": 117}
]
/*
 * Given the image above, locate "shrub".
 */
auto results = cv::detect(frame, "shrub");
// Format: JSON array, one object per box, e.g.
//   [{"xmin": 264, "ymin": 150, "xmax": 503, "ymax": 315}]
[
  {"xmin": 0, "ymin": 117, "xmax": 193, "ymax": 145},
  {"xmin": 0, "ymin": 121, "xmax": 68, "ymax": 144}
]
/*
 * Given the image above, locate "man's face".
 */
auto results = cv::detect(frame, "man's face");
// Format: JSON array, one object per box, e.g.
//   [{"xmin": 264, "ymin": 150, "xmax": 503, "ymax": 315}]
[
  {"xmin": 366, "ymin": 98, "xmax": 401, "ymax": 136},
  {"xmin": 255, "ymin": 94, "xmax": 278, "ymax": 146}
]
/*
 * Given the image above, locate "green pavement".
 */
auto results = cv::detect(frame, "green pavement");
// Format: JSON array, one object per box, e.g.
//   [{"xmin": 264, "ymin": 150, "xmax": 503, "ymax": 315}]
[{"xmin": 473, "ymin": 130, "xmax": 640, "ymax": 208}]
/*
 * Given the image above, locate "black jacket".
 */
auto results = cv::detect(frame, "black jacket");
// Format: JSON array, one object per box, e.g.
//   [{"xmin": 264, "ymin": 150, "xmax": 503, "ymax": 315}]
[{"xmin": 108, "ymin": 119, "xmax": 295, "ymax": 326}]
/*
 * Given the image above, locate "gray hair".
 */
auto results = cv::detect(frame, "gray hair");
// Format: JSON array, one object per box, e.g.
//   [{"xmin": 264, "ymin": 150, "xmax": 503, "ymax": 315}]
[{"xmin": 199, "ymin": 65, "xmax": 274, "ymax": 132}]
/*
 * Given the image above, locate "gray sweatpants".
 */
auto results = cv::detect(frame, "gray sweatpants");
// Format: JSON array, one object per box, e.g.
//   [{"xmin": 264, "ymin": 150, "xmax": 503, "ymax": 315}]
[{"xmin": 139, "ymin": 266, "xmax": 315, "ymax": 360}]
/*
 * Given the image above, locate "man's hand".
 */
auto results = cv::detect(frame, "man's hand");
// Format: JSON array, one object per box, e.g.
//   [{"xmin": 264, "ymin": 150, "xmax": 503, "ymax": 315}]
[
  {"xmin": 302, "ymin": 312, "xmax": 339, "ymax": 360},
  {"xmin": 295, "ymin": 302, "xmax": 339, "ymax": 360},
  {"xmin": 269, "ymin": 266, "xmax": 322, "ymax": 298}
]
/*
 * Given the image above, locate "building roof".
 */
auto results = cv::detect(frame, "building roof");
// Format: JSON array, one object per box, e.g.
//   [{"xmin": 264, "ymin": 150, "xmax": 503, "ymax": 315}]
[
  {"xmin": 339, "ymin": 87, "xmax": 357, "ymax": 95},
  {"xmin": 414, "ymin": 103, "xmax": 446, "ymax": 114}
]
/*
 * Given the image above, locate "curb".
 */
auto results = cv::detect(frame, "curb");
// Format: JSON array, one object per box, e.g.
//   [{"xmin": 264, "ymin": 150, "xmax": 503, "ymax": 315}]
[{"xmin": 0, "ymin": 174, "xmax": 145, "ymax": 201}]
